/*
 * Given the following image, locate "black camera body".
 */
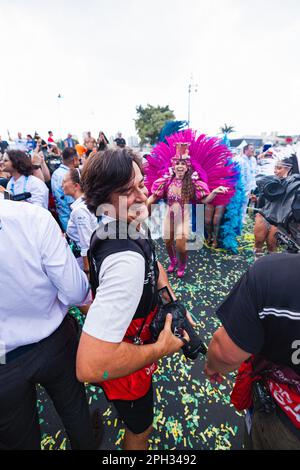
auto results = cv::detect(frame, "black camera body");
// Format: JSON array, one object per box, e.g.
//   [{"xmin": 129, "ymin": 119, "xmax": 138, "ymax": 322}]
[
  {"xmin": 252, "ymin": 380, "xmax": 276, "ymax": 414},
  {"xmin": 257, "ymin": 174, "xmax": 300, "ymax": 253},
  {"xmin": 4, "ymin": 191, "xmax": 32, "ymax": 202},
  {"xmin": 150, "ymin": 287, "xmax": 207, "ymax": 360}
]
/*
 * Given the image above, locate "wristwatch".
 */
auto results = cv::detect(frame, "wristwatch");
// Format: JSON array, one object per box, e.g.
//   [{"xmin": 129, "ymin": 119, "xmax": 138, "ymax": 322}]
[{"xmin": 33, "ymin": 164, "xmax": 41, "ymax": 170}]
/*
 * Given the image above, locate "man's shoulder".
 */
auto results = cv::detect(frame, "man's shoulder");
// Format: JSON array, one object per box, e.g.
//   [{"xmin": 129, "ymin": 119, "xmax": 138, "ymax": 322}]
[
  {"xmin": 51, "ymin": 167, "xmax": 60, "ymax": 178},
  {"xmin": 252, "ymin": 252, "xmax": 300, "ymax": 277},
  {"xmin": 0, "ymin": 199, "xmax": 51, "ymax": 221},
  {"xmin": 51, "ymin": 165, "xmax": 65, "ymax": 182},
  {"xmin": 71, "ymin": 201, "xmax": 91, "ymax": 218},
  {"xmin": 100, "ymin": 250, "xmax": 145, "ymax": 286},
  {"xmin": 93, "ymin": 236, "xmax": 145, "ymax": 257},
  {"xmin": 30, "ymin": 174, "xmax": 48, "ymax": 188}
]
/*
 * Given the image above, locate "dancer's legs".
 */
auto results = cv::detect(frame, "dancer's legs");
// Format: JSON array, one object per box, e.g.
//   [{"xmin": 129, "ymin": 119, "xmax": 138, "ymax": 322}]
[
  {"xmin": 176, "ymin": 236, "xmax": 187, "ymax": 278},
  {"xmin": 205, "ymin": 204, "xmax": 214, "ymax": 244},
  {"xmin": 212, "ymin": 206, "xmax": 225, "ymax": 248},
  {"xmin": 254, "ymin": 214, "xmax": 268, "ymax": 258},
  {"xmin": 175, "ymin": 213, "xmax": 189, "ymax": 278},
  {"xmin": 164, "ymin": 209, "xmax": 177, "ymax": 272},
  {"xmin": 266, "ymin": 225, "xmax": 278, "ymax": 253}
]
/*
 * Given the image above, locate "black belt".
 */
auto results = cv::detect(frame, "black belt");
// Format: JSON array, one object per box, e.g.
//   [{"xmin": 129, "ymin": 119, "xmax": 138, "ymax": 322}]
[
  {"xmin": 0, "ymin": 314, "xmax": 75, "ymax": 366},
  {"xmin": 0, "ymin": 342, "xmax": 38, "ymax": 365}
]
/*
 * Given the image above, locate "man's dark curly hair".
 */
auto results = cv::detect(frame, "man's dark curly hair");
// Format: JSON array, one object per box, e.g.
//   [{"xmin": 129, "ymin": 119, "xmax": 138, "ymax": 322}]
[
  {"xmin": 81, "ymin": 147, "xmax": 143, "ymax": 215},
  {"xmin": 7, "ymin": 150, "xmax": 33, "ymax": 176}
]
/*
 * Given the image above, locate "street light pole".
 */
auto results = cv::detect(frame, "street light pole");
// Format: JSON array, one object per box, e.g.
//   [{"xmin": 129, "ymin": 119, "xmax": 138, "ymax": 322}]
[
  {"xmin": 57, "ymin": 93, "xmax": 63, "ymax": 139},
  {"xmin": 187, "ymin": 77, "xmax": 198, "ymax": 127}
]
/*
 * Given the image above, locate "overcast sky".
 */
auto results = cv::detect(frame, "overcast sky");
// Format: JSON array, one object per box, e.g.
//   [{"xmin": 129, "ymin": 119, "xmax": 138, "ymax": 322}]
[{"xmin": 1, "ymin": 0, "xmax": 300, "ymax": 141}]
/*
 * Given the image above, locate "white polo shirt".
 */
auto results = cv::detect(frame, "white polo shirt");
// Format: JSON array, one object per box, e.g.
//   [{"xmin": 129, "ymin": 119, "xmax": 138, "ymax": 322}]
[
  {"xmin": 66, "ymin": 196, "xmax": 98, "ymax": 257},
  {"xmin": 82, "ymin": 216, "xmax": 145, "ymax": 343},
  {"xmin": 6, "ymin": 174, "xmax": 49, "ymax": 209},
  {"xmin": 0, "ymin": 199, "xmax": 89, "ymax": 354}
]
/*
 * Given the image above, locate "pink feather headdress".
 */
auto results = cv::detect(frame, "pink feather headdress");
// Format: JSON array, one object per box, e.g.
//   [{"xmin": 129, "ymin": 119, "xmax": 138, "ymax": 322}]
[{"xmin": 144, "ymin": 129, "xmax": 238, "ymax": 206}]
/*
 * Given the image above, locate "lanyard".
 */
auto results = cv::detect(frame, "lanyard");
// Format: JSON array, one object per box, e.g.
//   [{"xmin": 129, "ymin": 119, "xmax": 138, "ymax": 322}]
[{"xmin": 10, "ymin": 176, "xmax": 29, "ymax": 196}]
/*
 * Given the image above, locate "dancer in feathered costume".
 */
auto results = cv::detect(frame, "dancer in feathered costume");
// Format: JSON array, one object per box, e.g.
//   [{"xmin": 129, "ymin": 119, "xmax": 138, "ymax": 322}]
[{"xmin": 146, "ymin": 129, "xmax": 238, "ymax": 277}]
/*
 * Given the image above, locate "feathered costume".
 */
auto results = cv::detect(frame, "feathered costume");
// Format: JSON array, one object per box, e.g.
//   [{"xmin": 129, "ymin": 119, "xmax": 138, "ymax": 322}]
[
  {"xmin": 145, "ymin": 129, "xmax": 237, "ymax": 205},
  {"xmin": 158, "ymin": 120, "xmax": 188, "ymax": 144},
  {"xmin": 145, "ymin": 128, "xmax": 240, "ymax": 275}
]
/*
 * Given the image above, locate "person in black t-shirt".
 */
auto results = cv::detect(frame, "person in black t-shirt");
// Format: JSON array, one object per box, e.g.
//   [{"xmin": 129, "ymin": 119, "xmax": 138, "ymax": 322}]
[
  {"xmin": 205, "ymin": 253, "xmax": 300, "ymax": 450},
  {"xmin": 114, "ymin": 132, "xmax": 126, "ymax": 148}
]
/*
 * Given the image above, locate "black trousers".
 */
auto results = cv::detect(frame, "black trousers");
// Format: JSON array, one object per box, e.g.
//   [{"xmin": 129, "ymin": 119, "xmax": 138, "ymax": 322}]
[{"xmin": 0, "ymin": 315, "xmax": 96, "ymax": 450}]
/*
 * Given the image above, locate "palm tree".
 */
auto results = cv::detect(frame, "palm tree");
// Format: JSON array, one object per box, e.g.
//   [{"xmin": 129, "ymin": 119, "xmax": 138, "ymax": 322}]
[{"xmin": 220, "ymin": 124, "xmax": 235, "ymax": 135}]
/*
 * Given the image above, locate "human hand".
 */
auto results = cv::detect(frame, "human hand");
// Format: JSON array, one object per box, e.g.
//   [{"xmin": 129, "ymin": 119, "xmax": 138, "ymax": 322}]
[
  {"xmin": 213, "ymin": 186, "xmax": 229, "ymax": 195},
  {"xmin": 186, "ymin": 310, "xmax": 196, "ymax": 327},
  {"xmin": 204, "ymin": 362, "xmax": 224, "ymax": 384},
  {"xmin": 156, "ymin": 313, "xmax": 190, "ymax": 357},
  {"xmin": 32, "ymin": 150, "xmax": 43, "ymax": 166}
]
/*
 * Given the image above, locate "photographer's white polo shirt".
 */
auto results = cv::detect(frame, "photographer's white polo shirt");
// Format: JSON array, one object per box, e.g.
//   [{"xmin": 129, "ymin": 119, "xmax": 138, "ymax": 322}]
[{"xmin": 82, "ymin": 216, "xmax": 145, "ymax": 343}]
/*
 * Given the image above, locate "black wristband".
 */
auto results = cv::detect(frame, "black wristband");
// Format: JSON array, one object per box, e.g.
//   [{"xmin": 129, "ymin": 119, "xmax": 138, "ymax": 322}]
[{"xmin": 33, "ymin": 164, "xmax": 41, "ymax": 170}]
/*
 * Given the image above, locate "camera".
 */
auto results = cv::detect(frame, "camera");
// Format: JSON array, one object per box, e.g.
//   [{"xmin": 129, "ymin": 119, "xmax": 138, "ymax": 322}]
[
  {"xmin": 44, "ymin": 154, "xmax": 61, "ymax": 175},
  {"xmin": 150, "ymin": 286, "xmax": 207, "ymax": 360},
  {"xmin": 252, "ymin": 380, "xmax": 276, "ymax": 414},
  {"xmin": 4, "ymin": 190, "xmax": 32, "ymax": 202},
  {"xmin": 257, "ymin": 174, "xmax": 300, "ymax": 253}
]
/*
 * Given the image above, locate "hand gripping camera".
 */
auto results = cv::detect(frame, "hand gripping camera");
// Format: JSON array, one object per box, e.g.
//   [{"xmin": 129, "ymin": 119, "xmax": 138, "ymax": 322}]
[{"xmin": 150, "ymin": 287, "xmax": 207, "ymax": 360}]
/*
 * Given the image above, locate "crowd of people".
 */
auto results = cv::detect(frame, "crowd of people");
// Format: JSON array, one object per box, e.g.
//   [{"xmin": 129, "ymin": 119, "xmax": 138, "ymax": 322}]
[{"xmin": 0, "ymin": 128, "xmax": 300, "ymax": 451}]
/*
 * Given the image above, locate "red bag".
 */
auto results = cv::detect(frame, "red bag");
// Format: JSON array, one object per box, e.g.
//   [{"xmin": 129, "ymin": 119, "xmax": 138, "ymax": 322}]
[{"xmin": 230, "ymin": 358, "xmax": 260, "ymax": 411}]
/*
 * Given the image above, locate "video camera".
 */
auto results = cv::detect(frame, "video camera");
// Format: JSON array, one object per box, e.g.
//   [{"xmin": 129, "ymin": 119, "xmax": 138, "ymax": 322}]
[
  {"xmin": 44, "ymin": 154, "xmax": 61, "ymax": 175},
  {"xmin": 256, "ymin": 174, "xmax": 300, "ymax": 253},
  {"xmin": 150, "ymin": 286, "xmax": 207, "ymax": 360}
]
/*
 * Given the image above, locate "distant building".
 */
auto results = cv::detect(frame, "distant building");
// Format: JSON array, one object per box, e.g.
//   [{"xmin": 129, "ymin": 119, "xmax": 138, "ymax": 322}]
[
  {"xmin": 127, "ymin": 136, "xmax": 139, "ymax": 148},
  {"xmin": 230, "ymin": 135, "xmax": 264, "ymax": 149}
]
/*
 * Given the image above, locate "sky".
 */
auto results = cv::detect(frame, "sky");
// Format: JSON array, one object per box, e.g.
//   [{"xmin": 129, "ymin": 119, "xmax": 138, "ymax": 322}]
[{"xmin": 1, "ymin": 0, "xmax": 300, "ymax": 142}]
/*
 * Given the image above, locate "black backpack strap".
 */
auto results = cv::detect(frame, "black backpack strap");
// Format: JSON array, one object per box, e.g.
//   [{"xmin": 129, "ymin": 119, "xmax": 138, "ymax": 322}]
[{"xmin": 88, "ymin": 229, "xmax": 146, "ymax": 297}]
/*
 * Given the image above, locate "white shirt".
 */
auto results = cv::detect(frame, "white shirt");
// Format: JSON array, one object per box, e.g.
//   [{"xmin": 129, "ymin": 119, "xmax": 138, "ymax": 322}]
[
  {"xmin": 14, "ymin": 138, "xmax": 27, "ymax": 151},
  {"xmin": 239, "ymin": 154, "xmax": 258, "ymax": 193},
  {"xmin": 83, "ymin": 252, "xmax": 145, "ymax": 343},
  {"xmin": 66, "ymin": 196, "xmax": 98, "ymax": 257},
  {"xmin": 0, "ymin": 200, "xmax": 89, "ymax": 353},
  {"xmin": 6, "ymin": 174, "xmax": 49, "ymax": 209}
]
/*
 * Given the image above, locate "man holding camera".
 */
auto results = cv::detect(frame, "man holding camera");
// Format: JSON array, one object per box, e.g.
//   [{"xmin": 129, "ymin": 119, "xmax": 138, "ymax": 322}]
[
  {"xmin": 205, "ymin": 253, "xmax": 300, "ymax": 449},
  {"xmin": 76, "ymin": 148, "xmax": 194, "ymax": 450}
]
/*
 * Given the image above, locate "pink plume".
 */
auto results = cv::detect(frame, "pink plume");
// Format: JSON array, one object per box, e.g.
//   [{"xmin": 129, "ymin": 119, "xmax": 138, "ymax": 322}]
[{"xmin": 145, "ymin": 129, "xmax": 238, "ymax": 206}]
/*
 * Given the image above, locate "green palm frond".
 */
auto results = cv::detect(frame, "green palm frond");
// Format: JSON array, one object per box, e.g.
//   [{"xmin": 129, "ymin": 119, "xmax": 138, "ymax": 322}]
[{"xmin": 220, "ymin": 124, "xmax": 235, "ymax": 135}]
